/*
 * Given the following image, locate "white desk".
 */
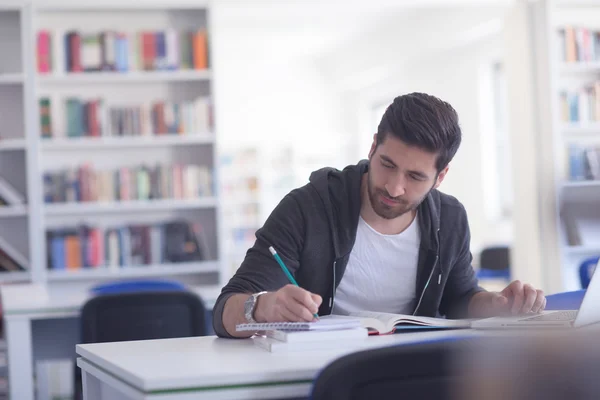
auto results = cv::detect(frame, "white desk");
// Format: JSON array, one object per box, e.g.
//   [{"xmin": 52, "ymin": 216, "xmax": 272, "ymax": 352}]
[
  {"xmin": 75, "ymin": 330, "xmax": 480, "ymax": 400},
  {"xmin": 1, "ymin": 283, "xmax": 221, "ymax": 400}
]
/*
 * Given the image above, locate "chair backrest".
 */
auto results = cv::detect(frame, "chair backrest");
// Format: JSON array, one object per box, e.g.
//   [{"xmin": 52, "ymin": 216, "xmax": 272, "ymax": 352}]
[
  {"xmin": 579, "ymin": 256, "xmax": 598, "ymax": 289},
  {"xmin": 80, "ymin": 290, "xmax": 207, "ymax": 344},
  {"xmin": 310, "ymin": 338, "xmax": 474, "ymax": 400},
  {"xmin": 479, "ymin": 246, "xmax": 510, "ymax": 271},
  {"xmin": 90, "ymin": 279, "xmax": 186, "ymax": 295}
]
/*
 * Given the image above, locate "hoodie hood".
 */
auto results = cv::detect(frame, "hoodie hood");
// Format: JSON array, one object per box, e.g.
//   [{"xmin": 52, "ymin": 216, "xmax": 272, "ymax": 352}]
[{"xmin": 308, "ymin": 160, "xmax": 367, "ymax": 260}]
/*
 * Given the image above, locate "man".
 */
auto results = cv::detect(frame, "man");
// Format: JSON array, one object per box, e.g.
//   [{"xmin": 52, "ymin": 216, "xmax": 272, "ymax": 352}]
[{"xmin": 213, "ymin": 92, "xmax": 546, "ymax": 338}]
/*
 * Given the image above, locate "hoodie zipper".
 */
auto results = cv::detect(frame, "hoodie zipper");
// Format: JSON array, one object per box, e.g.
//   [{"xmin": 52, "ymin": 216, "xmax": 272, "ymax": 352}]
[
  {"xmin": 329, "ymin": 260, "xmax": 337, "ymax": 311},
  {"xmin": 412, "ymin": 227, "xmax": 441, "ymax": 316}
]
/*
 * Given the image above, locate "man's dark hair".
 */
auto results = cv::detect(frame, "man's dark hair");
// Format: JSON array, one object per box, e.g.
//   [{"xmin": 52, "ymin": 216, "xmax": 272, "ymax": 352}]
[{"xmin": 376, "ymin": 92, "xmax": 461, "ymax": 172}]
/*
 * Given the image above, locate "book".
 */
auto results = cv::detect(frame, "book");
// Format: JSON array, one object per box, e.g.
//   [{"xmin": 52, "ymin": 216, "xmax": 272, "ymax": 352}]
[
  {"xmin": 236, "ymin": 315, "xmax": 362, "ymax": 332},
  {"xmin": 252, "ymin": 335, "xmax": 369, "ymax": 353},
  {"xmin": 266, "ymin": 326, "xmax": 368, "ymax": 343},
  {"xmin": 346, "ymin": 311, "xmax": 472, "ymax": 335}
]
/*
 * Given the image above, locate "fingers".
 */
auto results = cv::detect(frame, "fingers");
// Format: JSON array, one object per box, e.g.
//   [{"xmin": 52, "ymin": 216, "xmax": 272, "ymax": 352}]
[
  {"xmin": 311, "ymin": 293, "xmax": 323, "ymax": 308},
  {"xmin": 502, "ymin": 280, "xmax": 525, "ymax": 314},
  {"xmin": 531, "ymin": 289, "xmax": 545, "ymax": 313},
  {"xmin": 520, "ymin": 284, "xmax": 538, "ymax": 313},
  {"xmin": 286, "ymin": 285, "xmax": 320, "ymax": 314},
  {"xmin": 278, "ymin": 300, "xmax": 314, "ymax": 322},
  {"xmin": 274, "ymin": 285, "xmax": 320, "ymax": 322},
  {"xmin": 501, "ymin": 281, "xmax": 546, "ymax": 314}
]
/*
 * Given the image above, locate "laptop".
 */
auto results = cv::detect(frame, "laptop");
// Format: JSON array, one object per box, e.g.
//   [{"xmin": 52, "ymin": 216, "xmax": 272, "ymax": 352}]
[{"xmin": 472, "ymin": 258, "xmax": 599, "ymax": 329}]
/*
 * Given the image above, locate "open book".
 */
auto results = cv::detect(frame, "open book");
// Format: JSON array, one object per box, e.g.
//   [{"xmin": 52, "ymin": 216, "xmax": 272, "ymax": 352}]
[
  {"xmin": 348, "ymin": 311, "xmax": 472, "ymax": 334},
  {"xmin": 236, "ymin": 312, "xmax": 470, "ymax": 335}
]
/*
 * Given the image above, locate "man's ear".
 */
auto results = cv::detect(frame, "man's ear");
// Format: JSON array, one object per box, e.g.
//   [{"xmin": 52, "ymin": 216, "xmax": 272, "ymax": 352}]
[
  {"xmin": 368, "ymin": 134, "xmax": 377, "ymax": 159},
  {"xmin": 433, "ymin": 165, "xmax": 450, "ymax": 189}
]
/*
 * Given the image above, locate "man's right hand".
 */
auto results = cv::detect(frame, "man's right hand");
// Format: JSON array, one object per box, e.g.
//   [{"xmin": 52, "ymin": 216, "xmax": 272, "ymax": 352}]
[{"xmin": 254, "ymin": 284, "xmax": 322, "ymax": 323}]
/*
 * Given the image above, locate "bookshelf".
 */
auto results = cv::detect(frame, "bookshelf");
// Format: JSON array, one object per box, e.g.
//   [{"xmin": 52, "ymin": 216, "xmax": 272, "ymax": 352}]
[
  {"xmin": 547, "ymin": 0, "xmax": 600, "ymax": 291},
  {"xmin": 0, "ymin": 1, "xmax": 226, "ymax": 291},
  {"xmin": 37, "ymin": 70, "xmax": 211, "ymax": 84}
]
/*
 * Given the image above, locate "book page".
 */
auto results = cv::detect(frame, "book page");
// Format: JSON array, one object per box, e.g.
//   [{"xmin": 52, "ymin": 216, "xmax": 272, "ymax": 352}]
[
  {"xmin": 348, "ymin": 311, "xmax": 403, "ymax": 332},
  {"xmin": 349, "ymin": 311, "xmax": 471, "ymax": 329}
]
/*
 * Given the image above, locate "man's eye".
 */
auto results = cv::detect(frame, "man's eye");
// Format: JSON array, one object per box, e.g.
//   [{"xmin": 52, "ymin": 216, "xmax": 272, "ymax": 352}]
[
  {"xmin": 410, "ymin": 174, "xmax": 423, "ymax": 181},
  {"xmin": 382, "ymin": 163, "xmax": 393, "ymax": 169}
]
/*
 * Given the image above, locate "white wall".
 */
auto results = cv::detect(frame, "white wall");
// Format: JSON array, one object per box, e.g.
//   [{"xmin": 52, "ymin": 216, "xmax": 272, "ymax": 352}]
[
  {"xmin": 316, "ymin": 7, "xmax": 513, "ymax": 265},
  {"xmin": 210, "ymin": 4, "xmax": 358, "ymax": 227},
  {"xmin": 361, "ymin": 37, "xmax": 513, "ymax": 259}
]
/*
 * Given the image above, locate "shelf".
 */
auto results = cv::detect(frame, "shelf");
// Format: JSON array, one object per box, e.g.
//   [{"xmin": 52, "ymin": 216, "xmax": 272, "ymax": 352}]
[
  {"xmin": 46, "ymin": 261, "xmax": 219, "ymax": 282},
  {"xmin": 0, "ymin": 206, "xmax": 28, "ymax": 217},
  {"xmin": 560, "ymin": 62, "xmax": 600, "ymax": 75},
  {"xmin": 562, "ymin": 180, "xmax": 600, "ymax": 188},
  {"xmin": 0, "ymin": 271, "xmax": 30, "ymax": 283},
  {"xmin": 562, "ymin": 124, "xmax": 600, "ymax": 137},
  {"xmin": 44, "ymin": 198, "xmax": 217, "ymax": 215},
  {"xmin": 564, "ymin": 246, "xmax": 600, "ymax": 256},
  {"xmin": 41, "ymin": 134, "xmax": 214, "ymax": 150},
  {"xmin": 0, "ymin": 74, "xmax": 23, "ymax": 84},
  {"xmin": 37, "ymin": 70, "xmax": 211, "ymax": 84},
  {"xmin": 0, "ymin": 138, "xmax": 26, "ymax": 151}
]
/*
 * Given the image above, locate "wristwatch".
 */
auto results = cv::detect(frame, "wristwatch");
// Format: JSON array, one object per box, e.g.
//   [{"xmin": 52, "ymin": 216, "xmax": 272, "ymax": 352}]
[{"xmin": 244, "ymin": 291, "xmax": 267, "ymax": 323}]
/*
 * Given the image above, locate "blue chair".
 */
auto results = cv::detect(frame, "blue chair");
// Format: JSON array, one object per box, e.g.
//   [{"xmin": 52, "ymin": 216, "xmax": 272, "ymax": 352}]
[
  {"xmin": 90, "ymin": 279, "xmax": 186, "ymax": 295},
  {"xmin": 545, "ymin": 290, "xmax": 586, "ymax": 310},
  {"xmin": 579, "ymin": 256, "xmax": 598, "ymax": 289}
]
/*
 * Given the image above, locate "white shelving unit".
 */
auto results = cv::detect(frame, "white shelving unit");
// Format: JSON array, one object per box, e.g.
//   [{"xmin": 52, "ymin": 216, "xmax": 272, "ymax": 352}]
[
  {"xmin": 0, "ymin": 1, "xmax": 226, "ymax": 291},
  {"xmin": 547, "ymin": 0, "xmax": 600, "ymax": 291},
  {"xmin": 41, "ymin": 134, "xmax": 214, "ymax": 150},
  {"xmin": 37, "ymin": 69, "xmax": 211, "ymax": 84},
  {"xmin": 0, "ymin": 74, "xmax": 24, "ymax": 84}
]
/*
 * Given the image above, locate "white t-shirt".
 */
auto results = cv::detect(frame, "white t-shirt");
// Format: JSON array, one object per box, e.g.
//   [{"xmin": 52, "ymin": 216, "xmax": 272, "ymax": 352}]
[{"xmin": 331, "ymin": 213, "xmax": 420, "ymax": 315}]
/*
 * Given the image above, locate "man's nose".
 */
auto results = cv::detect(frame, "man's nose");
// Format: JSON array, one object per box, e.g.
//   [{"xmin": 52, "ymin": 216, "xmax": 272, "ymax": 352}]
[{"xmin": 385, "ymin": 178, "xmax": 406, "ymax": 198}]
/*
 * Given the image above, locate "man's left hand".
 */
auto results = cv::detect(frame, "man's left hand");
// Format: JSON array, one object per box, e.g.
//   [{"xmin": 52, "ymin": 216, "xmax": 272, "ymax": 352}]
[{"xmin": 468, "ymin": 280, "xmax": 546, "ymax": 318}]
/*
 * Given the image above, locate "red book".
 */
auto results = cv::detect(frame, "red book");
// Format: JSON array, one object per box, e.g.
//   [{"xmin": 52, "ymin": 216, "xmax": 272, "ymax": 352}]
[
  {"xmin": 88, "ymin": 100, "xmax": 99, "ymax": 137},
  {"xmin": 142, "ymin": 32, "xmax": 156, "ymax": 71},
  {"xmin": 37, "ymin": 31, "xmax": 51, "ymax": 73},
  {"xmin": 70, "ymin": 32, "xmax": 83, "ymax": 72},
  {"xmin": 89, "ymin": 229, "xmax": 104, "ymax": 267}
]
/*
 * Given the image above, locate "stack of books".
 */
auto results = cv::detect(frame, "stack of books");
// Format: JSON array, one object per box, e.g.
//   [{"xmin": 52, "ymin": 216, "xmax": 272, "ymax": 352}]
[{"xmin": 237, "ymin": 316, "xmax": 368, "ymax": 353}]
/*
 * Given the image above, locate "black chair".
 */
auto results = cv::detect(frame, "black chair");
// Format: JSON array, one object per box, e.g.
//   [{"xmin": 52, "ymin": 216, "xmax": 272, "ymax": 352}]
[
  {"xmin": 75, "ymin": 290, "xmax": 207, "ymax": 399},
  {"xmin": 477, "ymin": 246, "xmax": 511, "ymax": 280},
  {"xmin": 310, "ymin": 338, "xmax": 477, "ymax": 400}
]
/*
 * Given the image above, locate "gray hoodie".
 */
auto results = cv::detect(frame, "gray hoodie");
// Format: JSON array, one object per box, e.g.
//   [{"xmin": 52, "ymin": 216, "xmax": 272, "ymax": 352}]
[{"xmin": 212, "ymin": 160, "xmax": 484, "ymax": 338}]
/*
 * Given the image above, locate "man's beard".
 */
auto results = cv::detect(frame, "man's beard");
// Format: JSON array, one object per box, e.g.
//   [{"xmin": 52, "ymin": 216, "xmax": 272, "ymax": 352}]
[{"xmin": 367, "ymin": 170, "xmax": 435, "ymax": 220}]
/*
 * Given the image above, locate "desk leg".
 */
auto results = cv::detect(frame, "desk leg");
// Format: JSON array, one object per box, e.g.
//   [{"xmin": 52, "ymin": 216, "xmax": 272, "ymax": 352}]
[
  {"xmin": 82, "ymin": 370, "xmax": 133, "ymax": 400},
  {"xmin": 81, "ymin": 370, "xmax": 101, "ymax": 400},
  {"xmin": 5, "ymin": 318, "xmax": 34, "ymax": 400}
]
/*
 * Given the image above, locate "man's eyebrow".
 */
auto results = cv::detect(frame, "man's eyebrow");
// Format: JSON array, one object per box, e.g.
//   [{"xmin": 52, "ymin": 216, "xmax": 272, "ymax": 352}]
[
  {"xmin": 380, "ymin": 155, "xmax": 428, "ymax": 178},
  {"xmin": 379, "ymin": 155, "xmax": 397, "ymax": 166}
]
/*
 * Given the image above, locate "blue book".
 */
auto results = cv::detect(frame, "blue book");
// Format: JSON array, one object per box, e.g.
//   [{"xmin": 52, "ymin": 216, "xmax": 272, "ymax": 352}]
[
  {"xmin": 115, "ymin": 35, "xmax": 128, "ymax": 72},
  {"xmin": 51, "ymin": 236, "xmax": 66, "ymax": 270},
  {"xmin": 155, "ymin": 32, "xmax": 166, "ymax": 70}
]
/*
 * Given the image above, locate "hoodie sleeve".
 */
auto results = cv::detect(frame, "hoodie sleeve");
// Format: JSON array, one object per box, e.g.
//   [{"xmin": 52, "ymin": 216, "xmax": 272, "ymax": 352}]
[
  {"xmin": 438, "ymin": 204, "xmax": 485, "ymax": 319},
  {"xmin": 212, "ymin": 190, "xmax": 307, "ymax": 338}
]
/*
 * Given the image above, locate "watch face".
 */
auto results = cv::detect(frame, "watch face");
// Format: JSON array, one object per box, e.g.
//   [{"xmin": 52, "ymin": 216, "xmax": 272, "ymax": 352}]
[{"xmin": 244, "ymin": 295, "xmax": 254, "ymax": 320}]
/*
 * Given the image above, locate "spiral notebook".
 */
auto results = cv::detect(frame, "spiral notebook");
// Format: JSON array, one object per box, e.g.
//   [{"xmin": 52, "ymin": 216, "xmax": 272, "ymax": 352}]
[{"xmin": 236, "ymin": 315, "xmax": 362, "ymax": 332}]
